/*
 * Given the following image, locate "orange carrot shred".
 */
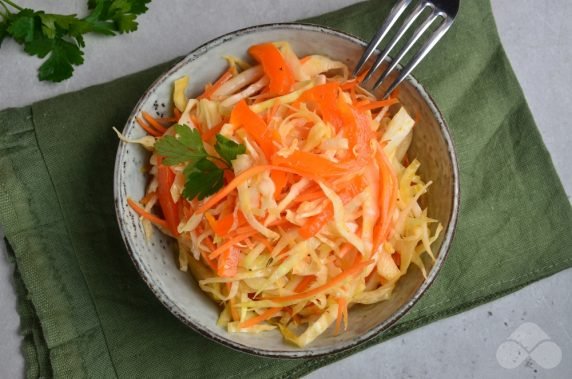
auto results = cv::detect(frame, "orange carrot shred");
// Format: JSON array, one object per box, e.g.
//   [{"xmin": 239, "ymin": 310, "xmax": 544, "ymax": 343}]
[
  {"xmin": 142, "ymin": 111, "xmax": 168, "ymax": 134},
  {"xmin": 195, "ymin": 165, "xmax": 319, "ymax": 215},
  {"xmin": 294, "ymin": 275, "xmax": 315, "ymax": 293},
  {"xmin": 140, "ymin": 191, "xmax": 156, "ymax": 206},
  {"xmin": 201, "ymin": 121, "xmax": 224, "ymax": 143},
  {"xmin": 127, "ymin": 198, "xmax": 168, "ymax": 229},
  {"xmin": 266, "ymin": 260, "xmax": 372, "ymax": 304},
  {"xmin": 218, "ymin": 246, "xmax": 241, "ymax": 277},
  {"xmin": 204, "ymin": 212, "xmax": 218, "ymax": 232},
  {"xmin": 357, "ymin": 98, "xmax": 399, "ymax": 111},
  {"xmin": 209, "ymin": 231, "xmax": 257, "ymax": 259},
  {"xmin": 239, "ymin": 307, "xmax": 281, "ymax": 329},
  {"xmin": 136, "ymin": 117, "xmax": 161, "ymax": 137},
  {"xmin": 198, "ymin": 69, "xmax": 233, "ymax": 100},
  {"xmin": 334, "ymin": 297, "xmax": 347, "ymax": 335}
]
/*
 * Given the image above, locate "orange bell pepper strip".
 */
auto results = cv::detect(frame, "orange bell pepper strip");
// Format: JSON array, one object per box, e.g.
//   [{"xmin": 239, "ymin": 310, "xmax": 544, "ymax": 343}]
[
  {"xmin": 270, "ymin": 171, "xmax": 288, "ymax": 200},
  {"xmin": 298, "ymin": 82, "xmax": 344, "ymax": 130},
  {"xmin": 157, "ymin": 165, "xmax": 180, "ymax": 236},
  {"xmin": 338, "ymin": 98, "xmax": 374, "ymax": 160},
  {"xmin": 213, "ymin": 212, "xmax": 236, "ymax": 236},
  {"xmin": 230, "ymin": 100, "xmax": 276, "ymax": 158},
  {"xmin": 248, "ymin": 43, "xmax": 294, "ymax": 96}
]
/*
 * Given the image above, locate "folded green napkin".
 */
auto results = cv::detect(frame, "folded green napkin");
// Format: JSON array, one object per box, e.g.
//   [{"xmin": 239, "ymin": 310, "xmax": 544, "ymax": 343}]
[{"xmin": 1, "ymin": 0, "xmax": 571, "ymax": 377}]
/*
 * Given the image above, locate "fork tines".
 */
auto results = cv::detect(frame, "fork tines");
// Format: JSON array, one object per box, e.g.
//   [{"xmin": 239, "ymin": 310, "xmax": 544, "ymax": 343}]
[{"xmin": 353, "ymin": 0, "xmax": 458, "ymax": 98}]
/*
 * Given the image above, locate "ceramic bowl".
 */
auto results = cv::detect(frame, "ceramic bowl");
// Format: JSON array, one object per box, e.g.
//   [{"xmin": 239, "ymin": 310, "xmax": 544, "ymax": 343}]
[{"xmin": 114, "ymin": 23, "xmax": 460, "ymax": 358}]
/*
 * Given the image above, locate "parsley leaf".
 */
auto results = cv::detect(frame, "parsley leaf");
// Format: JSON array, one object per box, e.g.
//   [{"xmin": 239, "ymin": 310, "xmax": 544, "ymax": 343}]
[
  {"xmin": 0, "ymin": 21, "xmax": 9, "ymax": 47},
  {"xmin": 153, "ymin": 125, "xmax": 246, "ymax": 201},
  {"xmin": 154, "ymin": 124, "xmax": 207, "ymax": 166},
  {"xmin": 0, "ymin": 0, "xmax": 151, "ymax": 82},
  {"xmin": 38, "ymin": 39, "xmax": 84, "ymax": 82},
  {"xmin": 183, "ymin": 159, "xmax": 225, "ymax": 201},
  {"xmin": 215, "ymin": 134, "xmax": 246, "ymax": 166},
  {"xmin": 86, "ymin": 0, "xmax": 151, "ymax": 34},
  {"xmin": 7, "ymin": 8, "xmax": 36, "ymax": 43}
]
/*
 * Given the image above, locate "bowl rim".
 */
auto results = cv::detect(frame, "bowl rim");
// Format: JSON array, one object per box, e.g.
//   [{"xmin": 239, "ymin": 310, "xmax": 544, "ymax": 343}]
[{"xmin": 114, "ymin": 22, "xmax": 460, "ymax": 359}]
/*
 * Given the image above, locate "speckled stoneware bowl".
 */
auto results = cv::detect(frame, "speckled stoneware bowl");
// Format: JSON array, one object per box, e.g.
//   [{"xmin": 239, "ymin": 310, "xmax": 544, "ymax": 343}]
[{"xmin": 114, "ymin": 23, "xmax": 460, "ymax": 358}]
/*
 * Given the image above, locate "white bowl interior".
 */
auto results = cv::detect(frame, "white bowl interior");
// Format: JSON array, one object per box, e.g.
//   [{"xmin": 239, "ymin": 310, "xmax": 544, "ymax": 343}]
[{"xmin": 114, "ymin": 24, "xmax": 458, "ymax": 357}]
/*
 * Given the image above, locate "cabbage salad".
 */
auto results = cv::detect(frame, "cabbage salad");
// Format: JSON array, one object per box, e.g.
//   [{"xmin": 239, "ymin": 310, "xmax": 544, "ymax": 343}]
[{"xmin": 117, "ymin": 41, "xmax": 442, "ymax": 347}]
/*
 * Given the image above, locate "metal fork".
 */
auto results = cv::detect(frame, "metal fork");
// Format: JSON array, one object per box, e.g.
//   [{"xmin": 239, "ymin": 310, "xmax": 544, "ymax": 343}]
[{"xmin": 353, "ymin": 0, "xmax": 460, "ymax": 98}]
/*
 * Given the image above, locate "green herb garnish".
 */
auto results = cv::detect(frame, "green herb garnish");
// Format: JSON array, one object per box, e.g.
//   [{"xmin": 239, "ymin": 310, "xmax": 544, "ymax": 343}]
[
  {"xmin": 0, "ymin": 0, "xmax": 151, "ymax": 82},
  {"xmin": 155, "ymin": 124, "xmax": 246, "ymax": 200}
]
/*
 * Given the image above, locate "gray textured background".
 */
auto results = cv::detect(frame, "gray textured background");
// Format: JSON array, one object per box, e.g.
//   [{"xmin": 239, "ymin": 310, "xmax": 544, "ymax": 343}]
[{"xmin": 0, "ymin": 0, "xmax": 570, "ymax": 378}]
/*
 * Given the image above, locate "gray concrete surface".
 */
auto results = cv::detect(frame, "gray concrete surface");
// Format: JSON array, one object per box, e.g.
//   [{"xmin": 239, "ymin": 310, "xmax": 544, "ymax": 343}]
[{"xmin": 0, "ymin": 0, "xmax": 570, "ymax": 378}]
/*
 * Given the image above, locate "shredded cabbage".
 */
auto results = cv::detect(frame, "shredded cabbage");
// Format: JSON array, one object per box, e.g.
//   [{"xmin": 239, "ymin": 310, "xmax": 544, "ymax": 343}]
[{"xmin": 173, "ymin": 75, "xmax": 189, "ymax": 112}]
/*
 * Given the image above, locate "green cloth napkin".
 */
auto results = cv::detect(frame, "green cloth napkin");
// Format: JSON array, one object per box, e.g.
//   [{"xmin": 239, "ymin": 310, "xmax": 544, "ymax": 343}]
[{"xmin": 1, "ymin": 0, "xmax": 571, "ymax": 377}]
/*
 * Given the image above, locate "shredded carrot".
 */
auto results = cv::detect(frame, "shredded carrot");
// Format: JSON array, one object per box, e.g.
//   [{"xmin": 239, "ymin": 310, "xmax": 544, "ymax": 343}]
[
  {"xmin": 200, "ymin": 121, "xmax": 224, "ymax": 143},
  {"xmin": 136, "ymin": 117, "xmax": 162, "ymax": 137},
  {"xmin": 209, "ymin": 231, "xmax": 257, "ymax": 259},
  {"xmin": 173, "ymin": 107, "xmax": 182, "ymax": 119},
  {"xmin": 265, "ymin": 260, "xmax": 372, "ymax": 304},
  {"xmin": 140, "ymin": 191, "xmax": 156, "ymax": 206},
  {"xmin": 195, "ymin": 165, "xmax": 318, "ymax": 215},
  {"xmin": 196, "ymin": 226, "xmax": 218, "ymax": 271},
  {"xmin": 213, "ymin": 212, "xmax": 236, "ymax": 236},
  {"xmin": 373, "ymin": 144, "xmax": 399, "ymax": 252},
  {"xmin": 338, "ymin": 243, "xmax": 353, "ymax": 258},
  {"xmin": 298, "ymin": 187, "xmax": 358, "ymax": 239},
  {"xmin": 266, "ymin": 100, "xmax": 282, "ymax": 124},
  {"xmin": 252, "ymin": 234, "xmax": 274, "ymax": 252},
  {"xmin": 190, "ymin": 114, "xmax": 203, "ymax": 135},
  {"xmin": 198, "ymin": 69, "xmax": 233, "ymax": 100},
  {"xmin": 357, "ymin": 98, "xmax": 399, "ymax": 111},
  {"xmin": 334, "ymin": 297, "xmax": 347, "ymax": 335},
  {"xmin": 127, "ymin": 198, "xmax": 168, "ymax": 229},
  {"xmin": 294, "ymin": 275, "xmax": 315, "ymax": 293},
  {"xmin": 204, "ymin": 212, "xmax": 218, "ymax": 232},
  {"xmin": 157, "ymin": 116, "xmax": 178, "ymax": 124},
  {"xmin": 239, "ymin": 307, "xmax": 281, "ymax": 329},
  {"xmin": 270, "ymin": 171, "xmax": 288, "ymax": 200},
  {"xmin": 142, "ymin": 111, "xmax": 168, "ymax": 134},
  {"xmin": 271, "ymin": 151, "xmax": 358, "ymax": 177},
  {"xmin": 218, "ymin": 246, "xmax": 240, "ymax": 277}
]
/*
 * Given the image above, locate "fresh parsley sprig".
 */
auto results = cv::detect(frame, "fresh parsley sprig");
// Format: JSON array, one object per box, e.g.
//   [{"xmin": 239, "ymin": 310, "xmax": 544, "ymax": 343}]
[
  {"xmin": 154, "ymin": 124, "xmax": 246, "ymax": 200},
  {"xmin": 0, "ymin": 0, "xmax": 151, "ymax": 82}
]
